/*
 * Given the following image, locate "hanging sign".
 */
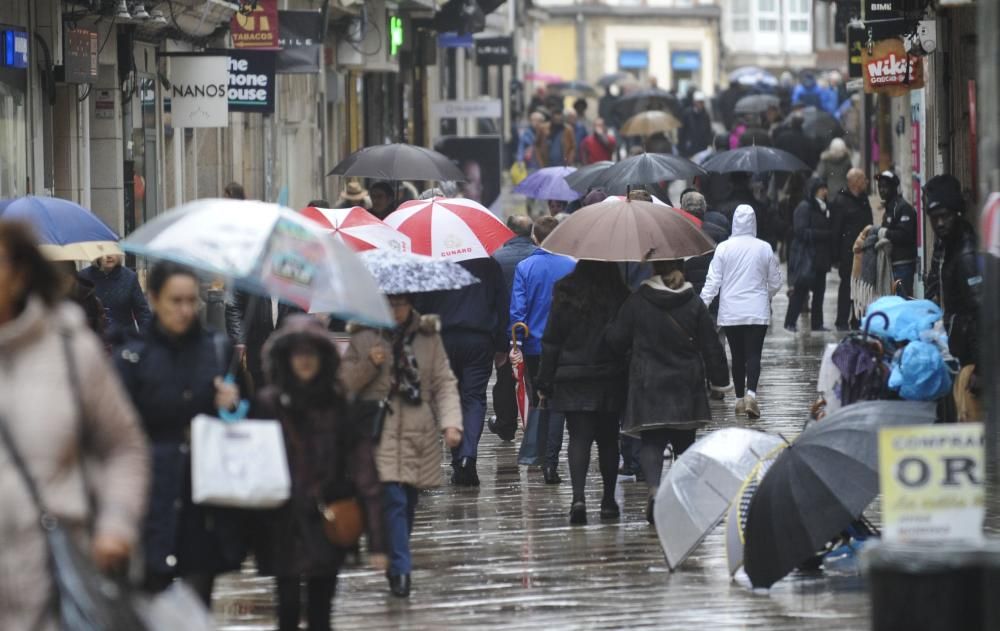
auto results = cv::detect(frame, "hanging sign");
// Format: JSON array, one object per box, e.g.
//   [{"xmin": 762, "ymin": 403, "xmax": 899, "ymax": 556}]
[
  {"xmin": 231, "ymin": 0, "xmax": 280, "ymax": 50},
  {"xmin": 228, "ymin": 51, "xmax": 275, "ymax": 113},
  {"xmin": 169, "ymin": 55, "xmax": 230, "ymax": 127},
  {"xmin": 63, "ymin": 27, "xmax": 98, "ymax": 83},
  {"xmin": 475, "ymin": 36, "xmax": 513, "ymax": 66},
  {"xmin": 276, "ymin": 10, "xmax": 322, "ymax": 74},
  {"xmin": 879, "ymin": 423, "xmax": 985, "ymax": 544},
  {"xmin": 862, "ymin": 39, "xmax": 924, "ymax": 96},
  {"xmin": 1, "ymin": 29, "xmax": 28, "ymax": 69}
]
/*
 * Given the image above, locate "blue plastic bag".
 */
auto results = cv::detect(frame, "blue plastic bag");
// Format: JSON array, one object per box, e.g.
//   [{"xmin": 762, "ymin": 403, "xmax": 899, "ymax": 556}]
[
  {"xmin": 888, "ymin": 340, "xmax": 953, "ymax": 401},
  {"xmin": 863, "ymin": 297, "xmax": 943, "ymax": 342}
]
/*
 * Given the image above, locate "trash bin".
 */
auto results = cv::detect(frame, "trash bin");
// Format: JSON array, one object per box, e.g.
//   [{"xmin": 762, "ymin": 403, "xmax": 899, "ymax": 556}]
[{"xmin": 862, "ymin": 541, "xmax": 984, "ymax": 631}]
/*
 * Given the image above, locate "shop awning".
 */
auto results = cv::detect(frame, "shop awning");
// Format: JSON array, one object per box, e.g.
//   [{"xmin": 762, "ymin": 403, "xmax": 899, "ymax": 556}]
[{"xmin": 619, "ymin": 50, "xmax": 649, "ymax": 70}]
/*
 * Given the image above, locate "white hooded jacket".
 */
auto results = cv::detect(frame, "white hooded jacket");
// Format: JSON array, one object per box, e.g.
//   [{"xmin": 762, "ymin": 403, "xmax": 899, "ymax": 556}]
[{"xmin": 700, "ymin": 205, "xmax": 783, "ymax": 326}]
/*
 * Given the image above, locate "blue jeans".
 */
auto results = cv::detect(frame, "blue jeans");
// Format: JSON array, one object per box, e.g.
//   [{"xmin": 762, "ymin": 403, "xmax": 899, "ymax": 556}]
[
  {"xmin": 892, "ymin": 262, "xmax": 915, "ymax": 297},
  {"xmin": 382, "ymin": 483, "xmax": 419, "ymax": 576},
  {"xmin": 441, "ymin": 332, "xmax": 493, "ymax": 463}
]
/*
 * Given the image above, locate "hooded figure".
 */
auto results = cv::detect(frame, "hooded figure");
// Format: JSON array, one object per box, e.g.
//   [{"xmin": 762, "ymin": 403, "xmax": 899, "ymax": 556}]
[
  {"xmin": 816, "ymin": 138, "xmax": 852, "ymax": 196},
  {"xmin": 700, "ymin": 205, "xmax": 783, "ymax": 419},
  {"xmin": 785, "ymin": 177, "xmax": 834, "ymax": 331}
]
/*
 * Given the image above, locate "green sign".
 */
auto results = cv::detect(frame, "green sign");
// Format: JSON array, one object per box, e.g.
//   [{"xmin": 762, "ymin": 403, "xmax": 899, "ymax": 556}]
[{"xmin": 389, "ymin": 16, "xmax": 404, "ymax": 56}]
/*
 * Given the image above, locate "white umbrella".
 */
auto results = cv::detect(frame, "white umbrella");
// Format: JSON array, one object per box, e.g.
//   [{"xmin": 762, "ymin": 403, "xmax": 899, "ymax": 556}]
[
  {"xmin": 121, "ymin": 198, "xmax": 392, "ymax": 327},
  {"xmin": 654, "ymin": 427, "xmax": 785, "ymax": 570}
]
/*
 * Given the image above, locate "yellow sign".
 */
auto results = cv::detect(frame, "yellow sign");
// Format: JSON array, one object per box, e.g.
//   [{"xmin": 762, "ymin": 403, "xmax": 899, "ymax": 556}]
[{"xmin": 879, "ymin": 423, "xmax": 984, "ymax": 543}]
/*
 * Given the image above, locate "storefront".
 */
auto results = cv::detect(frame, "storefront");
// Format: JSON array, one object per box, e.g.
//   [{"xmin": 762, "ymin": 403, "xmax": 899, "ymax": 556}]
[{"xmin": 0, "ymin": 22, "xmax": 29, "ymax": 199}]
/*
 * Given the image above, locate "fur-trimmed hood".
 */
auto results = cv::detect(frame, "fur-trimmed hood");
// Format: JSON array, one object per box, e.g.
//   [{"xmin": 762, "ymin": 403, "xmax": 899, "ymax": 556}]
[{"xmin": 262, "ymin": 314, "xmax": 340, "ymax": 386}]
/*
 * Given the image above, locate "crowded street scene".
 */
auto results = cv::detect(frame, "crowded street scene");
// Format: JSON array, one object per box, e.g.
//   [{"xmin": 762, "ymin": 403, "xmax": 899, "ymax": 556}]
[{"xmin": 1, "ymin": 0, "xmax": 999, "ymax": 630}]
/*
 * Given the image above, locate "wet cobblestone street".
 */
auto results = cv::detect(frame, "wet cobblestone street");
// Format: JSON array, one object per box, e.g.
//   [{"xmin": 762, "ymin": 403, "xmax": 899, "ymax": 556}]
[{"xmin": 215, "ymin": 274, "xmax": 871, "ymax": 630}]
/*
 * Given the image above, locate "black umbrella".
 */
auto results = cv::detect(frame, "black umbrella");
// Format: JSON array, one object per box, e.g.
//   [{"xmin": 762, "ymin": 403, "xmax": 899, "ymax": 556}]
[
  {"xmin": 597, "ymin": 72, "xmax": 632, "ymax": 87},
  {"xmin": 589, "ymin": 153, "xmax": 706, "ymax": 195},
  {"xmin": 743, "ymin": 400, "xmax": 937, "ymax": 589},
  {"xmin": 734, "ymin": 94, "xmax": 781, "ymax": 115},
  {"xmin": 612, "ymin": 88, "xmax": 681, "ymax": 119},
  {"xmin": 788, "ymin": 106, "xmax": 844, "ymax": 144},
  {"xmin": 547, "ymin": 80, "xmax": 597, "ymax": 97},
  {"xmin": 564, "ymin": 161, "xmax": 614, "ymax": 194},
  {"xmin": 328, "ymin": 143, "xmax": 465, "ymax": 181},
  {"xmin": 701, "ymin": 146, "xmax": 811, "ymax": 174}
]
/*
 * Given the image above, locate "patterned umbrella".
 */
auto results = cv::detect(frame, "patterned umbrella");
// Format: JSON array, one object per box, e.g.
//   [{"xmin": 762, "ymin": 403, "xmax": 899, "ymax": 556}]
[
  {"xmin": 359, "ymin": 249, "xmax": 479, "ymax": 295},
  {"xmin": 301, "ymin": 206, "xmax": 411, "ymax": 253},
  {"xmin": 384, "ymin": 197, "xmax": 514, "ymax": 261},
  {"xmin": 620, "ymin": 110, "xmax": 682, "ymax": 136}
]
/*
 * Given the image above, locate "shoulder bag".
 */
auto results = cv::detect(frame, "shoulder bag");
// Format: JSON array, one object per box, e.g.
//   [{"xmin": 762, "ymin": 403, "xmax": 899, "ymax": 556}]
[{"xmin": 319, "ymin": 420, "xmax": 365, "ymax": 548}]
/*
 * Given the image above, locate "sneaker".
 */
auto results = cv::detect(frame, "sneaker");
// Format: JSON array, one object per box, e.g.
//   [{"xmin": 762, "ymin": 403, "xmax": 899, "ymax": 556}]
[
  {"xmin": 735, "ymin": 397, "xmax": 747, "ymax": 416},
  {"xmin": 745, "ymin": 396, "xmax": 761, "ymax": 419}
]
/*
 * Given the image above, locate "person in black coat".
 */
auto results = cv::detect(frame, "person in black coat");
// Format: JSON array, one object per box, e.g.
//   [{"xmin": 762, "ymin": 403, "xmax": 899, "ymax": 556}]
[
  {"xmin": 716, "ymin": 172, "xmax": 768, "ymax": 242},
  {"xmin": 536, "ymin": 261, "xmax": 629, "ymax": 526},
  {"xmin": 606, "ymin": 260, "xmax": 729, "ymax": 524},
  {"xmin": 253, "ymin": 316, "xmax": 386, "ymax": 631},
  {"xmin": 79, "ymin": 254, "xmax": 152, "ymax": 338},
  {"xmin": 784, "ymin": 177, "xmax": 834, "ymax": 332},
  {"xmin": 876, "ymin": 170, "xmax": 919, "ymax": 297},
  {"xmin": 493, "ymin": 216, "xmax": 538, "ymax": 295},
  {"xmin": 115, "ymin": 262, "xmax": 246, "ymax": 606},
  {"xmin": 830, "ymin": 168, "xmax": 873, "ymax": 330},
  {"xmin": 226, "ymin": 289, "xmax": 303, "ymax": 393},
  {"xmin": 679, "ymin": 92, "xmax": 713, "ymax": 157},
  {"xmin": 773, "ymin": 115, "xmax": 820, "ymax": 170}
]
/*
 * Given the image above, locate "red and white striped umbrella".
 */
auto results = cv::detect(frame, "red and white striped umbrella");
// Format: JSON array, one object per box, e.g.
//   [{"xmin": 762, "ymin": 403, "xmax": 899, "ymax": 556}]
[
  {"xmin": 301, "ymin": 206, "xmax": 411, "ymax": 253},
  {"xmin": 384, "ymin": 197, "xmax": 514, "ymax": 261}
]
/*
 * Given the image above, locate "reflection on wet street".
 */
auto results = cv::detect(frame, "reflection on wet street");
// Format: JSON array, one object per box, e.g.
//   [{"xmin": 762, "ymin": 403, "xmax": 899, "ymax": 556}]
[{"xmin": 215, "ymin": 275, "xmax": 870, "ymax": 630}]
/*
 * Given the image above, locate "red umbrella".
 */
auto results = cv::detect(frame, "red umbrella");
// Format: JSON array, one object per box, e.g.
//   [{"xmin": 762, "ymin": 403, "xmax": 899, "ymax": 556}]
[
  {"xmin": 510, "ymin": 322, "xmax": 531, "ymax": 429},
  {"xmin": 301, "ymin": 206, "xmax": 411, "ymax": 252},
  {"xmin": 385, "ymin": 197, "xmax": 514, "ymax": 261}
]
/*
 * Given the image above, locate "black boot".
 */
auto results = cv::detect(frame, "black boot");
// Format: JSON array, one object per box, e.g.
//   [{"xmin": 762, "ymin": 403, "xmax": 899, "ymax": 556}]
[
  {"xmin": 388, "ymin": 573, "xmax": 411, "ymax": 598},
  {"xmin": 646, "ymin": 497, "xmax": 656, "ymax": 526},
  {"xmin": 465, "ymin": 458, "xmax": 480, "ymax": 487},
  {"xmin": 569, "ymin": 500, "xmax": 587, "ymax": 525},
  {"xmin": 600, "ymin": 497, "xmax": 620, "ymax": 520},
  {"xmin": 450, "ymin": 462, "xmax": 467, "ymax": 486},
  {"xmin": 543, "ymin": 466, "xmax": 561, "ymax": 484}
]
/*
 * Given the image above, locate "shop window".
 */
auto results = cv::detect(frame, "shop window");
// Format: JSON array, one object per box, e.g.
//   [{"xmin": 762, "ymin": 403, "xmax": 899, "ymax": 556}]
[{"xmin": 758, "ymin": 0, "xmax": 779, "ymax": 32}]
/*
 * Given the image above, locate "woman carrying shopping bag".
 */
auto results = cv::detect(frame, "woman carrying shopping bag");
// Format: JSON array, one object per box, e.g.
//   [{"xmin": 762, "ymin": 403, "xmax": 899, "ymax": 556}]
[
  {"xmin": 340, "ymin": 293, "xmax": 463, "ymax": 599},
  {"xmin": 253, "ymin": 315, "xmax": 386, "ymax": 631},
  {"xmin": 115, "ymin": 261, "xmax": 247, "ymax": 606}
]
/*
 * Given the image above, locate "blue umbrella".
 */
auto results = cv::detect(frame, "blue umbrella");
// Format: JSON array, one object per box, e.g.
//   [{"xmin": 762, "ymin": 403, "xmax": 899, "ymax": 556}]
[
  {"xmin": 513, "ymin": 166, "xmax": 580, "ymax": 201},
  {"xmin": 0, "ymin": 196, "xmax": 122, "ymax": 261}
]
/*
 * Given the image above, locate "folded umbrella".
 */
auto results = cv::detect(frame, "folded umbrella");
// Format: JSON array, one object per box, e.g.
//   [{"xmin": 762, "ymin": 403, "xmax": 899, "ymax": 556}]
[
  {"xmin": 541, "ymin": 198, "xmax": 715, "ymax": 262},
  {"xmin": 0, "ymin": 196, "xmax": 122, "ymax": 261},
  {"xmin": 654, "ymin": 428, "xmax": 785, "ymax": 570},
  {"xmin": 121, "ymin": 199, "xmax": 392, "ymax": 328},
  {"xmin": 701, "ymin": 146, "xmax": 811, "ymax": 174},
  {"xmin": 301, "ymin": 205, "xmax": 411, "ymax": 252},
  {"xmin": 565, "ymin": 161, "xmax": 614, "ymax": 194},
  {"xmin": 513, "ymin": 166, "xmax": 580, "ymax": 201},
  {"xmin": 588, "ymin": 153, "xmax": 706, "ymax": 195},
  {"xmin": 511, "ymin": 323, "xmax": 531, "ymax": 429},
  {"xmin": 385, "ymin": 197, "xmax": 514, "ymax": 261},
  {"xmin": 620, "ymin": 110, "xmax": 682, "ymax": 137},
  {"xmin": 359, "ymin": 249, "xmax": 479, "ymax": 295},
  {"xmin": 328, "ymin": 143, "xmax": 465, "ymax": 182},
  {"xmin": 743, "ymin": 400, "xmax": 937, "ymax": 589},
  {"xmin": 725, "ymin": 446, "xmax": 785, "ymax": 577},
  {"xmin": 734, "ymin": 94, "xmax": 781, "ymax": 115}
]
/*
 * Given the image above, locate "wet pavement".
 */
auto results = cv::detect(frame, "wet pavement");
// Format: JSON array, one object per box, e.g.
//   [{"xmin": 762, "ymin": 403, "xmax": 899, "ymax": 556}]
[{"xmin": 215, "ymin": 274, "xmax": 872, "ymax": 630}]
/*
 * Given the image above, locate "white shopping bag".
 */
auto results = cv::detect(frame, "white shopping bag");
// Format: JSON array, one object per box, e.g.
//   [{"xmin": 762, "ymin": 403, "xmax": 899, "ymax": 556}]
[{"xmin": 190, "ymin": 414, "xmax": 291, "ymax": 508}]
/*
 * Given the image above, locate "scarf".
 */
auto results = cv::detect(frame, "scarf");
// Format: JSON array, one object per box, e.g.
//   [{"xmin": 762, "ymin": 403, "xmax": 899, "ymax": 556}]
[
  {"xmin": 392, "ymin": 317, "xmax": 422, "ymax": 405},
  {"xmin": 851, "ymin": 229, "xmax": 894, "ymax": 321}
]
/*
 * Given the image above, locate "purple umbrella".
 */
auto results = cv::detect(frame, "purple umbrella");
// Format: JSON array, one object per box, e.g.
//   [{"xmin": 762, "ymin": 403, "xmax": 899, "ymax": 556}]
[{"xmin": 513, "ymin": 166, "xmax": 580, "ymax": 202}]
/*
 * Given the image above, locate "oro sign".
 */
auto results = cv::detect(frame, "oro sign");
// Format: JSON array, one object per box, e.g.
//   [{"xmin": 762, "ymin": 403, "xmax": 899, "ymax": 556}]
[
  {"xmin": 170, "ymin": 55, "xmax": 229, "ymax": 127},
  {"xmin": 878, "ymin": 423, "xmax": 984, "ymax": 544},
  {"xmin": 862, "ymin": 38, "xmax": 925, "ymax": 96}
]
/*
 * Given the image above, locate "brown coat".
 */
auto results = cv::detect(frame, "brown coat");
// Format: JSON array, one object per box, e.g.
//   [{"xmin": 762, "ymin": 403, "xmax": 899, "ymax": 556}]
[
  {"xmin": 534, "ymin": 125, "xmax": 577, "ymax": 167},
  {"xmin": 339, "ymin": 314, "xmax": 462, "ymax": 489},
  {"xmin": 0, "ymin": 297, "xmax": 150, "ymax": 631}
]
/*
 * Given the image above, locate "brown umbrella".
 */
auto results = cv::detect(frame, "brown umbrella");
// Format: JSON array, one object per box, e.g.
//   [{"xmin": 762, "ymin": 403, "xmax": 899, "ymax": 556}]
[
  {"xmin": 621, "ymin": 110, "xmax": 682, "ymax": 137},
  {"xmin": 541, "ymin": 199, "xmax": 715, "ymax": 262}
]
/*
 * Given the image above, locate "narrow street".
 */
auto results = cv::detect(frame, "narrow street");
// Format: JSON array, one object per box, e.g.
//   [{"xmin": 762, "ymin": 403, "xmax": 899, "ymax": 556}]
[{"xmin": 214, "ymin": 275, "xmax": 869, "ymax": 630}]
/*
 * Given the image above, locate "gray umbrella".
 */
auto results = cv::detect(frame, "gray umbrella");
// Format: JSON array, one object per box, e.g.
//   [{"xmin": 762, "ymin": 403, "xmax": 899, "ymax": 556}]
[
  {"xmin": 360, "ymin": 249, "xmax": 479, "ymax": 295},
  {"xmin": 654, "ymin": 428, "xmax": 785, "ymax": 570},
  {"xmin": 734, "ymin": 94, "xmax": 781, "ymax": 115}
]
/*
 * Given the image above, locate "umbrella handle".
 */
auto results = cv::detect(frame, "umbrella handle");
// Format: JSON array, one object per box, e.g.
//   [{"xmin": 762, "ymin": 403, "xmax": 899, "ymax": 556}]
[
  {"xmin": 512, "ymin": 322, "xmax": 530, "ymax": 345},
  {"xmin": 862, "ymin": 311, "xmax": 890, "ymax": 341},
  {"xmin": 218, "ymin": 373, "xmax": 250, "ymax": 422}
]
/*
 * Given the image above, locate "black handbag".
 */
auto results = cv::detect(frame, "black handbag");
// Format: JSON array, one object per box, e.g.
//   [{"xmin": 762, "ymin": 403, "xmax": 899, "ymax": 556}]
[{"xmin": 349, "ymin": 397, "xmax": 391, "ymax": 443}]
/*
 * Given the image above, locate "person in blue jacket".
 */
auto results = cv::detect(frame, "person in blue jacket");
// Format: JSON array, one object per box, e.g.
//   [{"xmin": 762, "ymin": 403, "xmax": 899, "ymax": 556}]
[{"xmin": 510, "ymin": 216, "xmax": 577, "ymax": 484}]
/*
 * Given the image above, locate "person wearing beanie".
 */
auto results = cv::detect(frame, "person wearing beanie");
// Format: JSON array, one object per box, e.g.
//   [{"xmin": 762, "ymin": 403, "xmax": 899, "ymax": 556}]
[
  {"xmin": 785, "ymin": 177, "xmax": 834, "ymax": 332},
  {"xmin": 876, "ymin": 170, "xmax": 918, "ymax": 296}
]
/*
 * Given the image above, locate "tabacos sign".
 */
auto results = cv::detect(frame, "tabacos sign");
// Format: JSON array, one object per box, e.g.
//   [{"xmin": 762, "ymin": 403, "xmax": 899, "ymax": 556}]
[{"xmin": 862, "ymin": 38, "xmax": 924, "ymax": 96}]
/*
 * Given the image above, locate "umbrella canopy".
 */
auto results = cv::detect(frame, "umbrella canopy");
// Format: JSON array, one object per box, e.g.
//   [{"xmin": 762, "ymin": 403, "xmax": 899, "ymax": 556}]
[
  {"xmin": 734, "ymin": 94, "xmax": 781, "ymax": 115},
  {"xmin": 328, "ymin": 143, "xmax": 465, "ymax": 182},
  {"xmin": 525, "ymin": 71, "xmax": 563, "ymax": 83},
  {"xmin": 725, "ymin": 447, "xmax": 785, "ymax": 577},
  {"xmin": 588, "ymin": 153, "xmax": 706, "ymax": 194},
  {"xmin": 612, "ymin": 88, "xmax": 681, "ymax": 119},
  {"xmin": 301, "ymin": 206, "xmax": 411, "ymax": 253},
  {"xmin": 620, "ymin": 110, "xmax": 682, "ymax": 137},
  {"xmin": 789, "ymin": 106, "xmax": 844, "ymax": 145},
  {"xmin": 654, "ymin": 428, "xmax": 785, "ymax": 570},
  {"xmin": 730, "ymin": 66, "xmax": 778, "ymax": 87},
  {"xmin": 541, "ymin": 198, "xmax": 715, "ymax": 262},
  {"xmin": 384, "ymin": 197, "xmax": 514, "ymax": 262},
  {"xmin": 744, "ymin": 400, "xmax": 937, "ymax": 589},
  {"xmin": 513, "ymin": 166, "xmax": 580, "ymax": 201},
  {"xmin": 597, "ymin": 72, "xmax": 635, "ymax": 87},
  {"xmin": 598, "ymin": 195, "xmax": 702, "ymax": 227},
  {"xmin": 0, "ymin": 196, "xmax": 122, "ymax": 261},
  {"xmin": 701, "ymin": 146, "xmax": 811, "ymax": 174},
  {"xmin": 547, "ymin": 80, "xmax": 596, "ymax": 96},
  {"xmin": 121, "ymin": 199, "xmax": 392, "ymax": 327},
  {"xmin": 359, "ymin": 249, "xmax": 479, "ymax": 295},
  {"xmin": 564, "ymin": 161, "xmax": 614, "ymax": 194}
]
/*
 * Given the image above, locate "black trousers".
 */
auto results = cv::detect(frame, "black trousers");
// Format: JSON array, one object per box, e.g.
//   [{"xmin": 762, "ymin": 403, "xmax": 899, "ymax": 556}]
[
  {"xmin": 785, "ymin": 269, "xmax": 827, "ymax": 330},
  {"xmin": 723, "ymin": 325, "xmax": 768, "ymax": 398},
  {"xmin": 639, "ymin": 428, "xmax": 696, "ymax": 496},
  {"xmin": 277, "ymin": 576, "xmax": 338, "ymax": 631},
  {"xmin": 566, "ymin": 412, "xmax": 620, "ymax": 502},
  {"xmin": 835, "ymin": 261, "xmax": 855, "ymax": 329}
]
